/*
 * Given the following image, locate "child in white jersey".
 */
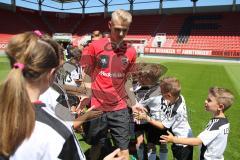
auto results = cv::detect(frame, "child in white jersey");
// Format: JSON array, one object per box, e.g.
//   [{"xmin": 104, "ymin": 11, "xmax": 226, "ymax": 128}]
[
  {"xmin": 135, "ymin": 76, "xmax": 193, "ymax": 160},
  {"xmin": 160, "ymin": 87, "xmax": 234, "ymax": 160},
  {"xmin": 133, "ymin": 63, "xmax": 167, "ymax": 160}
]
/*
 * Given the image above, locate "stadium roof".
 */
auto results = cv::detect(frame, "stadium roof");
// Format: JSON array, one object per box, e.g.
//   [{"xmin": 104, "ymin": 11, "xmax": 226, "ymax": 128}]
[
  {"xmin": 1, "ymin": 0, "xmax": 238, "ymax": 14},
  {"xmin": 51, "ymin": 0, "xmax": 79, "ymax": 3}
]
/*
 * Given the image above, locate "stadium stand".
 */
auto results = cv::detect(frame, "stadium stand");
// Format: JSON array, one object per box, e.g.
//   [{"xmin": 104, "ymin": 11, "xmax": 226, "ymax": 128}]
[
  {"xmin": 42, "ymin": 11, "xmax": 81, "ymax": 33},
  {"xmin": 74, "ymin": 14, "xmax": 109, "ymax": 35},
  {"xmin": 0, "ymin": 5, "xmax": 239, "ymax": 58},
  {"xmin": 17, "ymin": 8, "xmax": 51, "ymax": 33}
]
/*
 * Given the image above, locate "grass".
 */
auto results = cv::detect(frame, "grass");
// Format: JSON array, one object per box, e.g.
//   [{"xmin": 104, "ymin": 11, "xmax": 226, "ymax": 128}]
[
  {"xmin": 0, "ymin": 56, "xmax": 239, "ymax": 159},
  {"xmin": 0, "ymin": 56, "xmax": 10, "ymax": 82},
  {"xmin": 138, "ymin": 57, "xmax": 240, "ymax": 159}
]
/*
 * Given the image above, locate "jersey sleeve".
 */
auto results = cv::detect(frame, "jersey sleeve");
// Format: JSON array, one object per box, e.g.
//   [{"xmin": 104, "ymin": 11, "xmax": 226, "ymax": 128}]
[
  {"xmin": 80, "ymin": 44, "xmax": 96, "ymax": 75},
  {"xmin": 198, "ymin": 129, "xmax": 220, "ymax": 146},
  {"xmin": 139, "ymin": 97, "xmax": 153, "ymax": 107},
  {"xmin": 161, "ymin": 115, "xmax": 176, "ymax": 129}
]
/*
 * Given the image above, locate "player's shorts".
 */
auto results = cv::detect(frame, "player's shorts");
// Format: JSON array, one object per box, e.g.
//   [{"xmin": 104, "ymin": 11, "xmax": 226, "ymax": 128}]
[
  {"xmin": 82, "ymin": 108, "xmax": 130, "ymax": 150},
  {"xmin": 147, "ymin": 125, "xmax": 168, "ymax": 145},
  {"xmin": 171, "ymin": 144, "xmax": 193, "ymax": 160}
]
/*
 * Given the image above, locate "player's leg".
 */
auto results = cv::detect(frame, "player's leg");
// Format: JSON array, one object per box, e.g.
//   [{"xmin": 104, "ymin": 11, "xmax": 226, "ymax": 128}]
[
  {"xmin": 147, "ymin": 125, "xmax": 161, "ymax": 160},
  {"xmin": 159, "ymin": 129, "xmax": 168, "ymax": 160},
  {"xmin": 159, "ymin": 143, "xmax": 168, "ymax": 160},
  {"xmin": 107, "ymin": 108, "xmax": 130, "ymax": 160},
  {"xmin": 135, "ymin": 123, "xmax": 147, "ymax": 160},
  {"xmin": 82, "ymin": 112, "xmax": 108, "ymax": 160},
  {"xmin": 147, "ymin": 143, "xmax": 157, "ymax": 160},
  {"xmin": 136, "ymin": 134, "xmax": 145, "ymax": 160}
]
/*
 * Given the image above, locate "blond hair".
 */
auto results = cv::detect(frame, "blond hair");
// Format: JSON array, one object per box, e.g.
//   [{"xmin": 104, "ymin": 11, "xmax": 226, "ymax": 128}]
[
  {"xmin": 0, "ymin": 32, "xmax": 61, "ymax": 157},
  {"xmin": 209, "ymin": 87, "xmax": 234, "ymax": 112},
  {"xmin": 160, "ymin": 77, "xmax": 181, "ymax": 97},
  {"xmin": 111, "ymin": 9, "xmax": 132, "ymax": 25}
]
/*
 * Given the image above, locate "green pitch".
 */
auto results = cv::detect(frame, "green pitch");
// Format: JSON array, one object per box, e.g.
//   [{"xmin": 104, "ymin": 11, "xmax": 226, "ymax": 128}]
[
  {"xmin": 0, "ymin": 56, "xmax": 239, "ymax": 159},
  {"xmin": 0, "ymin": 56, "xmax": 10, "ymax": 82},
  {"xmin": 138, "ymin": 57, "xmax": 240, "ymax": 159}
]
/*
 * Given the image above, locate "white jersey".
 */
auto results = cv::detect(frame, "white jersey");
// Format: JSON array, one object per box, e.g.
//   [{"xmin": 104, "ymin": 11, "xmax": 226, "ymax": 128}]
[
  {"xmin": 141, "ymin": 95, "xmax": 193, "ymax": 146},
  {"xmin": 198, "ymin": 117, "xmax": 229, "ymax": 160},
  {"xmin": 10, "ymin": 103, "xmax": 86, "ymax": 160},
  {"xmin": 135, "ymin": 84, "xmax": 161, "ymax": 123},
  {"xmin": 135, "ymin": 84, "xmax": 160, "ymax": 104},
  {"xmin": 39, "ymin": 87, "xmax": 60, "ymax": 111},
  {"xmin": 56, "ymin": 61, "xmax": 82, "ymax": 87},
  {"xmin": 39, "ymin": 83, "xmax": 74, "ymax": 121}
]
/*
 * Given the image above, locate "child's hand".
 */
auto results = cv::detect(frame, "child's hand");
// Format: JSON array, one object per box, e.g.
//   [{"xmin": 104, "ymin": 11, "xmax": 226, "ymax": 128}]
[
  {"xmin": 103, "ymin": 148, "xmax": 125, "ymax": 160},
  {"xmin": 71, "ymin": 105, "xmax": 77, "ymax": 113},
  {"xmin": 131, "ymin": 103, "xmax": 148, "ymax": 124},
  {"xmin": 82, "ymin": 107, "xmax": 102, "ymax": 121},
  {"xmin": 76, "ymin": 95, "xmax": 90, "ymax": 114},
  {"xmin": 131, "ymin": 103, "xmax": 148, "ymax": 113},
  {"xmin": 133, "ymin": 111, "xmax": 148, "ymax": 121},
  {"xmin": 160, "ymin": 131, "xmax": 174, "ymax": 143},
  {"xmin": 73, "ymin": 106, "xmax": 102, "ymax": 130},
  {"xmin": 74, "ymin": 79, "xmax": 83, "ymax": 85}
]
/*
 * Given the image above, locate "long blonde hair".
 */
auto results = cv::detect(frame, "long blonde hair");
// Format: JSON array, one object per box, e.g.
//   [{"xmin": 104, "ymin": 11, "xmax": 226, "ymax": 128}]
[{"xmin": 0, "ymin": 32, "xmax": 62, "ymax": 157}]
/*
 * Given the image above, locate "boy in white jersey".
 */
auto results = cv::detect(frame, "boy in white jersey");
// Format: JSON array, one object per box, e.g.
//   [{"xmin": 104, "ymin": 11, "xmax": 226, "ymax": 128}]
[
  {"xmin": 133, "ymin": 63, "xmax": 167, "ymax": 160},
  {"xmin": 160, "ymin": 87, "xmax": 234, "ymax": 160},
  {"xmin": 135, "ymin": 76, "xmax": 193, "ymax": 160}
]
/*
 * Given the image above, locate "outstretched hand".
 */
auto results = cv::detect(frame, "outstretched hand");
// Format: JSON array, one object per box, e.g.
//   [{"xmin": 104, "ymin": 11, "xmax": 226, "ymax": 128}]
[
  {"xmin": 131, "ymin": 103, "xmax": 148, "ymax": 124},
  {"xmin": 160, "ymin": 130, "xmax": 174, "ymax": 143},
  {"xmin": 131, "ymin": 103, "xmax": 147, "ymax": 113},
  {"xmin": 76, "ymin": 95, "xmax": 90, "ymax": 114},
  {"xmin": 103, "ymin": 148, "xmax": 125, "ymax": 160},
  {"xmin": 80, "ymin": 107, "xmax": 102, "ymax": 122},
  {"xmin": 133, "ymin": 111, "xmax": 148, "ymax": 121},
  {"xmin": 73, "ymin": 107, "xmax": 102, "ymax": 130}
]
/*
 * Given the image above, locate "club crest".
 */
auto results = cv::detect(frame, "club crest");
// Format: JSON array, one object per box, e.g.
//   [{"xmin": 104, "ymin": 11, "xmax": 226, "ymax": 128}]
[
  {"xmin": 98, "ymin": 55, "xmax": 109, "ymax": 68},
  {"xmin": 121, "ymin": 57, "xmax": 129, "ymax": 65}
]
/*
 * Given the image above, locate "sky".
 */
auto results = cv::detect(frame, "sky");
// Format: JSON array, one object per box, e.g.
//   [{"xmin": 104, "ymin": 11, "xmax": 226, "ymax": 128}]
[{"xmin": 0, "ymin": 0, "xmax": 239, "ymax": 13}]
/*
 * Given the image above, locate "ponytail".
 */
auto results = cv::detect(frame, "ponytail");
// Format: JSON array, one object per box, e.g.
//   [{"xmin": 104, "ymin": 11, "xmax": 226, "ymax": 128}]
[
  {"xmin": 0, "ymin": 67, "xmax": 35, "ymax": 157},
  {"xmin": 0, "ymin": 31, "xmax": 61, "ymax": 157}
]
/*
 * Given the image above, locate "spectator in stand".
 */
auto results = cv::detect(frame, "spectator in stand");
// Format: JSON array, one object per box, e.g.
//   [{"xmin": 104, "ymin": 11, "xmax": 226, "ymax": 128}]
[{"xmin": 80, "ymin": 9, "xmax": 143, "ymax": 160}]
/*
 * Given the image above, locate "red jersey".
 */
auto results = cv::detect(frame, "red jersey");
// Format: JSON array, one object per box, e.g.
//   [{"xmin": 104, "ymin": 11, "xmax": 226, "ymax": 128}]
[{"xmin": 81, "ymin": 38, "xmax": 136, "ymax": 111}]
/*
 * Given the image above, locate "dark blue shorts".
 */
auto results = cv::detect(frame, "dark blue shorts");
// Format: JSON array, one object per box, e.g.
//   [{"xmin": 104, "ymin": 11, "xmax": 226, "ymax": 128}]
[
  {"xmin": 83, "ymin": 108, "xmax": 130, "ymax": 150},
  {"xmin": 147, "ymin": 124, "xmax": 167, "ymax": 145},
  {"xmin": 171, "ymin": 144, "xmax": 193, "ymax": 160}
]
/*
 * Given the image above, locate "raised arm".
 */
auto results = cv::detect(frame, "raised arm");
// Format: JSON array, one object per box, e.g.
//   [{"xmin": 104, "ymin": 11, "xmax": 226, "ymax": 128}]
[
  {"xmin": 160, "ymin": 131, "xmax": 202, "ymax": 146},
  {"xmin": 134, "ymin": 111, "xmax": 165, "ymax": 129}
]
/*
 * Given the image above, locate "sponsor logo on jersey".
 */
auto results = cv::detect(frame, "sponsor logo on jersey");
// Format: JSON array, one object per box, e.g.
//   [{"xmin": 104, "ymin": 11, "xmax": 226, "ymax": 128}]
[{"xmin": 99, "ymin": 71, "xmax": 125, "ymax": 78}]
